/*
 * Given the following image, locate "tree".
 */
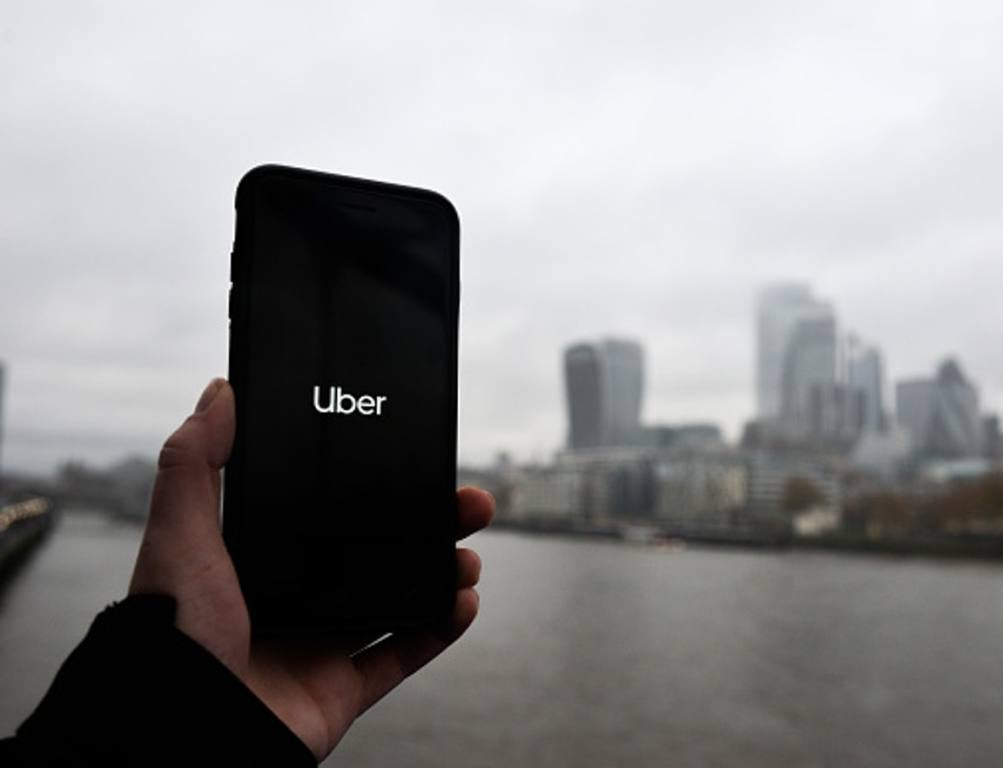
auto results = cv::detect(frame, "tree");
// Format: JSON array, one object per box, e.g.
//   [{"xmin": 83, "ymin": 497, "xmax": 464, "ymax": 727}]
[{"xmin": 781, "ymin": 476, "xmax": 826, "ymax": 514}]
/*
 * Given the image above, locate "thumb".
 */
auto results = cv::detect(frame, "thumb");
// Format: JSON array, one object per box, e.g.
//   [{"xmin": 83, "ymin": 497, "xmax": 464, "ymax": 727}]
[
  {"xmin": 129, "ymin": 378, "xmax": 236, "ymax": 597},
  {"xmin": 158, "ymin": 377, "xmax": 235, "ymax": 478}
]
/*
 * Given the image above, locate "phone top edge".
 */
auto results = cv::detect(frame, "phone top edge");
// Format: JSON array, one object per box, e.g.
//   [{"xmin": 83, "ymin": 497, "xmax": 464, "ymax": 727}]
[{"xmin": 235, "ymin": 163, "xmax": 460, "ymax": 232}]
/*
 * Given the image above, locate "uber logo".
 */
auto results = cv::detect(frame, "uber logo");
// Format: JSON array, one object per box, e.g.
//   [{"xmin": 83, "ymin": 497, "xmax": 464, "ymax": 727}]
[{"xmin": 313, "ymin": 386, "xmax": 388, "ymax": 416}]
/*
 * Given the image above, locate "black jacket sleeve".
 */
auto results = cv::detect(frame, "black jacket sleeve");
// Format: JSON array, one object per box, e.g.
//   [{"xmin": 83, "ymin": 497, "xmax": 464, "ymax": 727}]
[{"xmin": 0, "ymin": 593, "xmax": 317, "ymax": 766}]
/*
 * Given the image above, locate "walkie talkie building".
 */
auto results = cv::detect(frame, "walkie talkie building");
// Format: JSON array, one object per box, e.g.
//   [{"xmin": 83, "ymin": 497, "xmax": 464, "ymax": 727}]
[{"xmin": 564, "ymin": 338, "xmax": 644, "ymax": 450}]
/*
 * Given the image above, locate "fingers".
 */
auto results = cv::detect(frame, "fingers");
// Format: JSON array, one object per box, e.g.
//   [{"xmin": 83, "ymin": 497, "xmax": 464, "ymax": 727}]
[
  {"xmin": 351, "ymin": 587, "xmax": 480, "ymax": 715},
  {"xmin": 456, "ymin": 547, "xmax": 481, "ymax": 588},
  {"xmin": 333, "ymin": 547, "xmax": 481, "ymax": 655},
  {"xmin": 157, "ymin": 378, "xmax": 235, "ymax": 476},
  {"xmin": 129, "ymin": 378, "xmax": 249, "ymax": 668},
  {"xmin": 129, "ymin": 378, "xmax": 236, "ymax": 595},
  {"xmin": 348, "ymin": 541, "xmax": 484, "ymax": 715},
  {"xmin": 456, "ymin": 486, "xmax": 494, "ymax": 540}
]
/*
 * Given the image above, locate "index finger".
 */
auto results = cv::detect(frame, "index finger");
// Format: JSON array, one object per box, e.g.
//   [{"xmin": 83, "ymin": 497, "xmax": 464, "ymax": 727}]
[{"xmin": 456, "ymin": 486, "xmax": 494, "ymax": 540}]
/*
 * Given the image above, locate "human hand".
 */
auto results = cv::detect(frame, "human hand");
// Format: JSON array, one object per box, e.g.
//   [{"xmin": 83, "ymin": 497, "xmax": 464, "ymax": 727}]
[{"xmin": 128, "ymin": 378, "xmax": 493, "ymax": 761}]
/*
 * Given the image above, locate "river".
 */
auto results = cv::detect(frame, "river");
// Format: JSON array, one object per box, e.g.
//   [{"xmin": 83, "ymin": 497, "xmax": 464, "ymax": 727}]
[{"xmin": 2, "ymin": 510, "xmax": 1002, "ymax": 766}]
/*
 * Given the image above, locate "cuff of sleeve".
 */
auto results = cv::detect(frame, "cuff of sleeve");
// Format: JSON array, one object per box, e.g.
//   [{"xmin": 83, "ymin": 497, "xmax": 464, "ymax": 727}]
[{"xmin": 17, "ymin": 593, "xmax": 317, "ymax": 767}]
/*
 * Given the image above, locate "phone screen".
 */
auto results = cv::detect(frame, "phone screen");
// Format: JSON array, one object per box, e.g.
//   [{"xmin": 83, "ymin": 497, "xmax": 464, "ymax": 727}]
[{"xmin": 224, "ymin": 166, "xmax": 458, "ymax": 633}]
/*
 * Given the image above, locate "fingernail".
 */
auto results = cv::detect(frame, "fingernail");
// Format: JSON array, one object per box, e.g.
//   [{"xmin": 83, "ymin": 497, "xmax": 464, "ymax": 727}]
[{"xmin": 196, "ymin": 378, "xmax": 226, "ymax": 413}]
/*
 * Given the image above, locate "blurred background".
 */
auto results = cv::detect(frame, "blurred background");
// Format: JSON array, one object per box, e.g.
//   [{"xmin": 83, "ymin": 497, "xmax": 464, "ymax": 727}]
[{"xmin": 2, "ymin": 2, "xmax": 1003, "ymax": 765}]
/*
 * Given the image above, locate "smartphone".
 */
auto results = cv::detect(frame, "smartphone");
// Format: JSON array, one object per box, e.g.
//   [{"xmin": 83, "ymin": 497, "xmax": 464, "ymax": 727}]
[{"xmin": 222, "ymin": 164, "xmax": 459, "ymax": 637}]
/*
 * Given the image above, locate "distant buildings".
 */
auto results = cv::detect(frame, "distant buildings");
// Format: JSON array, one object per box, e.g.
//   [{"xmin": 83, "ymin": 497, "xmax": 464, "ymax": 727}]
[
  {"xmin": 510, "ymin": 447, "xmax": 648, "ymax": 522},
  {"xmin": 500, "ymin": 286, "xmax": 1002, "ymax": 544},
  {"xmin": 846, "ymin": 338, "xmax": 887, "ymax": 433},
  {"xmin": 896, "ymin": 359, "xmax": 983, "ymax": 460},
  {"xmin": 745, "ymin": 451, "xmax": 842, "ymax": 526},
  {"xmin": 756, "ymin": 284, "xmax": 833, "ymax": 419},
  {"xmin": 510, "ymin": 446, "xmax": 747, "ymax": 532},
  {"xmin": 564, "ymin": 338, "xmax": 644, "ymax": 449},
  {"xmin": 780, "ymin": 313, "xmax": 846, "ymax": 442},
  {"xmin": 55, "ymin": 456, "xmax": 156, "ymax": 519},
  {"xmin": 513, "ymin": 336, "xmax": 741, "ymax": 528},
  {"xmin": 755, "ymin": 290, "xmax": 999, "ymax": 476},
  {"xmin": 752, "ymin": 284, "xmax": 887, "ymax": 449},
  {"xmin": 539, "ymin": 310, "xmax": 860, "ymax": 531},
  {"xmin": 654, "ymin": 451, "xmax": 747, "ymax": 531},
  {"xmin": 640, "ymin": 424, "xmax": 723, "ymax": 451},
  {"xmin": 849, "ymin": 429, "xmax": 912, "ymax": 477},
  {"xmin": 780, "ymin": 313, "xmax": 838, "ymax": 427},
  {"xmin": 510, "ymin": 462, "xmax": 594, "ymax": 521}
]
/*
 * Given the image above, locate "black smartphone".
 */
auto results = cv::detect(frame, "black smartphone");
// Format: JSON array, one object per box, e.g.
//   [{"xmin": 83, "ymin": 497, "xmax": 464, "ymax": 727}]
[{"xmin": 222, "ymin": 164, "xmax": 459, "ymax": 637}]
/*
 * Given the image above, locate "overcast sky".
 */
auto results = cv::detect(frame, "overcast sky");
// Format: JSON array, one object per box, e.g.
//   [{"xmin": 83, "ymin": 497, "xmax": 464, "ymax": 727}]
[{"xmin": 2, "ymin": 1, "xmax": 1002, "ymax": 474}]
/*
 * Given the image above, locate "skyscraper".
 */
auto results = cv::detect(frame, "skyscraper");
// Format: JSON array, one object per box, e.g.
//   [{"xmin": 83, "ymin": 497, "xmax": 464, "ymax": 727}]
[
  {"xmin": 565, "ymin": 338, "xmax": 644, "ymax": 450},
  {"xmin": 846, "ymin": 339, "xmax": 887, "ymax": 433},
  {"xmin": 565, "ymin": 344, "xmax": 603, "ymax": 449},
  {"xmin": 896, "ymin": 378, "xmax": 936, "ymax": 452},
  {"xmin": 780, "ymin": 314, "xmax": 838, "ymax": 426},
  {"xmin": 896, "ymin": 358, "xmax": 982, "ymax": 459},
  {"xmin": 756, "ymin": 284, "xmax": 833, "ymax": 419}
]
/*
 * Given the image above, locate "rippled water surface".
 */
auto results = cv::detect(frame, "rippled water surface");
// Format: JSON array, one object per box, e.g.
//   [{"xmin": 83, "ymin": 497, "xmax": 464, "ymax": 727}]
[{"xmin": 3, "ymin": 512, "xmax": 1003, "ymax": 766}]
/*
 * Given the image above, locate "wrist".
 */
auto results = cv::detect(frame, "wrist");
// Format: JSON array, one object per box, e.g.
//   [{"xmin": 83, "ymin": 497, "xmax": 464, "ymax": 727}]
[{"xmin": 16, "ymin": 593, "xmax": 316, "ymax": 766}]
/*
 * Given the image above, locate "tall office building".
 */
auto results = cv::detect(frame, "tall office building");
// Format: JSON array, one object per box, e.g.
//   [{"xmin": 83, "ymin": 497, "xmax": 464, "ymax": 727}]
[
  {"xmin": 779, "ymin": 314, "xmax": 838, "ymax": 426},
  {"xmin": 565, "ymin": 338, "xmax": 644, "ymax": 450},
  {"xmin": 896, "ymin": 379, "xmax": 936, "ymax": 451},
  {"xmin": 846, "ymin": 339, "xmax": 887, "ymax": 432},
  {"xmin": 565, "ymin": 344, "xmax": 603, "ymax": 449},
  {"xmin": 756, "ymin": 284, "xmax": 833, "ymax": 418},
  {"xmin": 807, "ymin": 383, "xmax": 866, "ymax": 442},
  {"xmin": 896, "ymin": 358, "xmax": 982, "ymax": 459}
]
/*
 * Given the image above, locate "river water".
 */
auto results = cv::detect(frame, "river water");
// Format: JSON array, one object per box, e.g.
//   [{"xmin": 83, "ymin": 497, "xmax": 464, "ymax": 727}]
[{"xmin": 2, "ymin": 510, "xmax": 1003, "ymax": 766}]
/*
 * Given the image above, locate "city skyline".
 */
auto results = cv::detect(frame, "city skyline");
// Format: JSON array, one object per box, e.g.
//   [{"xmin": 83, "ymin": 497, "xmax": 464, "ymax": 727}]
[
  {"xmin": 755, "ymin": 283, "xmax": 892, "ymax": 448},
  {"xmin": 554, "ymin": 282, "xmax": 997, "ymax": 462},
  {"xmin": 1, "ymin": 280, "xmax": 1000, "ymax": 475}
]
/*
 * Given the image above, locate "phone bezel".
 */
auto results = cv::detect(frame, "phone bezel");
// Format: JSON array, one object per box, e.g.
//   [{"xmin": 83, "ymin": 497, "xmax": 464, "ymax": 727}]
[{"xmin": 222, "ymin": 164, "xmax": 460, "ymax": 638}]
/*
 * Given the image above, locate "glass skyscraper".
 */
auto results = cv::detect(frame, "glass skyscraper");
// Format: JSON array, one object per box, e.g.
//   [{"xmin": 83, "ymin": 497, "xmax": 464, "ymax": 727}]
[
  {"xmin": 564, "ymin": 338, "xmax": 644, "ymax": 450},
  {"xmin": 756, "ymin": 284, "xmax": 833, "ymax": 419},
  {"xmin": 896, "ymin": 359, "xmax": 982, "ymax": 459}
]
